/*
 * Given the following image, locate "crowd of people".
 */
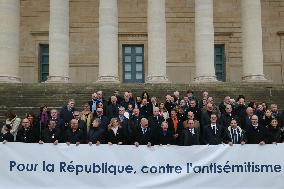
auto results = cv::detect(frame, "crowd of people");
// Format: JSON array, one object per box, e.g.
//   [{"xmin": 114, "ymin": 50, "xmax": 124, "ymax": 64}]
[{"xmin": 1, "ymin": 89, "xmax": 284, "ymax": 146}]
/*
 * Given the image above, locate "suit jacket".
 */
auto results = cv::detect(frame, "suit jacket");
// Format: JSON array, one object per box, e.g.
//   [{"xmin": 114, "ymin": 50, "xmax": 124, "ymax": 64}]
[
  {"xmin": 148, "ymin": 115, "xmax": 165, "ymax": 136},
  {"xmin": 246, "ymin": 124, "xmax": 267, "ymax": 144},
  {"xmin": 42, "ymin": 127, "xmax": 61, "ymax": 143},
  {"xmin": 16, "ymin": 127, "xmax": 39, "ymax": 143},
  {"xmin": 180, "ymin": 128, "xmax": 200, "ymax": 146},
  {"xmin": 60, "ymin": 105, "xmax": 77, "ymax": 124},
  {"xmin": 133, "ymin": 126, "xmax": 154, "ymax": 145},
  {"xmin": 139, "ymin": 104, "xmax": 153, "ymax": 119},
  {"xmin": 0, "ymin": 132, "xmax": 14, "ymax": 142},
  {"xmin": 87, "ymin": 127, "xmax": 106, "ymax": 144},
  {"xmin": 130, "ymin": 115, "xmax": 143, "ymax": 128},
  {"xmin": 202, "ymin": 124, "xmax": 223, "ymax": 145},
  {"xmin": 106, "ymin": 103, "xmax": 119, "ymax": 120},
  {"xmin": 65, "ymin": 128, "xmax": 84, "ymax": 144},
  {"xmin": 118, "ymin": 116, "xmax": 135, "ymax": 145},
  {"xmin": 94, "ymin": 115, "xmax": 109, "ymax": 131},
  {"xmin": 106, "ymin": 127, "xmax": 125, "ymax": 144},
  {"xmin": 156, "ymin": 130, "xmax": 174, "ymax": 145}
]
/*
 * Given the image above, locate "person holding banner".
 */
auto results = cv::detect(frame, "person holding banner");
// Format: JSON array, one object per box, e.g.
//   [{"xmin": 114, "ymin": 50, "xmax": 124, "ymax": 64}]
[
  {"xmin": 39, "ymin": 120, "xmax": 60, "ymax": 145},
  {"xmin": 265, "ymin": 118, "xmax": 282, "ymax": 144},
  {"xmin": 87, "ymin": 118, "xmax": 105, "ymax": 145},
  {"xmin": 202, "ymin": 113, "xmax": 225, "ymax": 145},
  {"xmin": 65, "ymin": 119, "xmax": 84, "ymax": 146},
  {"xmin": 132, "ymin": 118, "xmax": 153, "ymax": 147},
  {"xmin": 156, "ymin": 121, "xmax": 174, "ymax": 145},
  {"xmin": 106, "ymin": 118, "xmax": 125, "ymax": 145},
  {"xmin": 180, "ymin": 119, "xmax": 200, "ymax": 146},
  {"xmin": 16, "ymin": 118, "xmax": 39, "ymax": 143},
  {"xmin": 226, "ymin": 119, "xmax": 247, "ymax": 145},
  {"xmin": 0, "ymin": 124, "xmax": 14, "ymax": 143},
  {"xmin": 246, "ymin": 115, "xmax": 267, "ymax": 144}
]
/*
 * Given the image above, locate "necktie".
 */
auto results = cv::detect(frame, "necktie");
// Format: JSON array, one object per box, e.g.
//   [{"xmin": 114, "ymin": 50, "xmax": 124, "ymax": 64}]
[
  {"xmin": 212, "ymin": 126, "xmax": 216, "ymax": 135},
  {"xmin": 233, "ymin": 129, "xmax": 237, "ymax": 143}
]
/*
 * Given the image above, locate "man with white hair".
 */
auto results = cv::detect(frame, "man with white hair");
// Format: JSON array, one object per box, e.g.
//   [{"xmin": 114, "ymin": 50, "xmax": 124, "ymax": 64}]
[{"xmin": 133, "ymin": 118, "xmax": 153, "ymax": 146}]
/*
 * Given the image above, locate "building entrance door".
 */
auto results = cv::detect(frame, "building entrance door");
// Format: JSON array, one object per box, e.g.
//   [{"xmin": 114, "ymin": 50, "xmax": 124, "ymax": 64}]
[{"xmin": 122, "ymin": 45, "xmax": 144, "ymax": 83}]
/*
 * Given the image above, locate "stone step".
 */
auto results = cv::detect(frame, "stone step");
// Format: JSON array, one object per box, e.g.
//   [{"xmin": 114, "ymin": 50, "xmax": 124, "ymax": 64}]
[{"xmin": 1, "ymin": 83, "xmax": 283, "ymax": 124}]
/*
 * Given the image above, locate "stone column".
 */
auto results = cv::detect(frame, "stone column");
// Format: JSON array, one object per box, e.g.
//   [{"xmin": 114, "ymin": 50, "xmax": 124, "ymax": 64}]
[
  {"xmin": 146, "ymin": 0, "xmax": 170, "ymax": 83},
  {"xmin": 0, "ymin": 0, "xmax": 21, "ymax": 83},
  {"xmin": 194, "ymin": 0, "xmax": 217, "ymax": 82},
  {"xmin": 47, "ymin": 0, "xmax": 70, "ymax": 83},
  {"xmin": 97, "ymin": 0, "xmax": 119, "ymax": 83},
  {"xmin": 241, "ymin": 0, "xmax": 267, "ymax": 81}
]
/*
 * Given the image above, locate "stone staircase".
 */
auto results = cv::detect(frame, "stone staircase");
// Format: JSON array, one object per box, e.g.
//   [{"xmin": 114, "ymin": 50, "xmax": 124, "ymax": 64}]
[{"xmin": 0, "ymin": 83, "xmax": 283, "ymax": 124}]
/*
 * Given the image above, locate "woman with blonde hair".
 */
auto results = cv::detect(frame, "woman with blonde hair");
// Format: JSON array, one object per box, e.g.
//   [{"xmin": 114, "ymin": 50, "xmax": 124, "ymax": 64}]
[
  {"xmin": 80, "ymin": 103, "xmax": 93, "ymax": 133},
  {"xmin": 106, "ymin": 118, "xmax": 124, "ymax": 145}
]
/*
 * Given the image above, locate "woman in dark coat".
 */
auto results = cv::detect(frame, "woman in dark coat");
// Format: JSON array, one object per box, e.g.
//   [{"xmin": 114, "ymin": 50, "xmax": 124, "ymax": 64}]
[
  {"xmin": 106, "ymin": 118, "xmax": 125, "ymax": 145},
  {"xmin": 266, "ymin": 118, "xmax": 282, "ymax": 144}
]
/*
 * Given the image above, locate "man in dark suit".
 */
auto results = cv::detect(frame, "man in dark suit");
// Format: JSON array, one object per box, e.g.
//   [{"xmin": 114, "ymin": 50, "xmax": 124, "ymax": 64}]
[
  {"xmin": 148, "ymin": 107, "xmax": 164, "ymax": 137},
  {"xmin": 202, "ymin": 113, "xmax": 224, "ymax": 145},
  {"xmin": 65, "ymin": 119, "xmax": 84, "ymax": 145},
  {"xmin": 133, "ymin": 118, "xmax": 154, "ymax": 146},
  {"xmin": 49, "ymin": 109, "xmax": 64, "ymax": 132},
  {"xmin": 60, "ymin": 99, "xmax": 77, "ymax": 125},
  {"xmin": 139, "ymin": 98, "xmax": 153, "ymax": 119},
  {"xmin": 156, "ymin": 121, "xmax": 174, "ymax": 145},
  {"xmin": 117, "ymin": 106, "xmax": 135, "ymax": 145},
  {"xmin": 188, "ymin": 99, "xmax": 202, "ymax": 122},
  {"xmin": 94, "ymin": 107, "xmax": 109, "ymax": 131},
  {"xmin": 246, "ymin": 115, "xmax": 267, "ymax": 144},
  {"xmin": 16, "ymin": 118, "xmax": 39, "ymax": 143},
  {"xmin": 106, "ymin": 96, "xmax": 119, "ymax": 120},
  {"xmin": 39, "ymin": 120, "xmax": 61, "ymax": 144},
  {"xmin": 130, "ymin": 108, "xmax": 143, "ymax": 128},
  {"xmin": 180, "ymin": 119, "xmax": 200, "ymax": 146}
]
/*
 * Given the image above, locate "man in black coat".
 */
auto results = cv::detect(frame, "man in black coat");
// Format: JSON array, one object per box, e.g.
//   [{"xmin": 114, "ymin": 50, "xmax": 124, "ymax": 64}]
[
  {"xmin": 130, "ymin": 108, "xmax": 143, "ymax": 128},
  {"xmin": 156, "ymin": 121, "xmax": 174, "ymax": 145},
  {"xmin": 94, "ymin": 107, "xmax": 109, "ymax": 131},
  {"xmin": 139, "ymin": 98, "xmax": 153, "ymax": 119},
  {"xmin": 106, "ymin": 96, "xmax": 120, "ymax": 120},
  {"xmin": 65, "ymin": 119, "xmax": 84, "ymax": 145},
  {"xmin": 219, "ymin": 104, "xmax": 239, "ymax": 129},
  {"xmin": 188, "ymin": 99, "xmax": 202, "ymax": 122},
  {"xmin": 180, "ymin": 119, "xmax": 200, "ymax": 146},
  {"xmin": 133, "ymin": 118, "xmax": 154, "ymax": 146},
  {"xmin": 39, "ymin": 120, "xmax": 61, "ymax": 144},
  {"xmin": 60, "ymin": 99, "xmax": 77, "ymax": 125},
  {"xmin": 246, "ymin": 115, "xmax": 267, "ymax": 144},
  {"xmin": 202, "ymin": 113, "xmax": 224, "ymax": 145},
  {"xmin": 148, "ymin": 107, "xmax": 165, "ymax": 137},
  {"xmin": 50, "ymin": 109, "xmax": 64, "ymax": 132},
  {"xmin": 16, "ymin": 118, "xmax": 39, "ymax": 143},
  {"xmin": 0, "ymin": 124, "xmax": 14, "ymax": 143},
  {"xmin": 117, "ymin": 107, "xmax": 135, "ymax": 145}
]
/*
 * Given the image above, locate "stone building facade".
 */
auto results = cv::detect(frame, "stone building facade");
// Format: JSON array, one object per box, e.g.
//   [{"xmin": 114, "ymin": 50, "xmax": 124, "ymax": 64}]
[{"xmin": 0, "ymin": 0, "xmax": 284, "ymax": 84}]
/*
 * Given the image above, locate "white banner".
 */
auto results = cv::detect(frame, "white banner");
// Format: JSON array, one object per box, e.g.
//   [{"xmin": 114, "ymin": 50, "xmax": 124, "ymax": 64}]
[{"xmin": 0, "ymin": 143, "xmax": 283, "ymax": 189}]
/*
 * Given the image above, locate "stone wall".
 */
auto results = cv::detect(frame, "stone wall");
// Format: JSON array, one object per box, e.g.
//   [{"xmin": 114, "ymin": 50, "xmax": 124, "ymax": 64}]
[{"xmin": 18, "ymin": 0, "xmax": 284, "ymax": 83}]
